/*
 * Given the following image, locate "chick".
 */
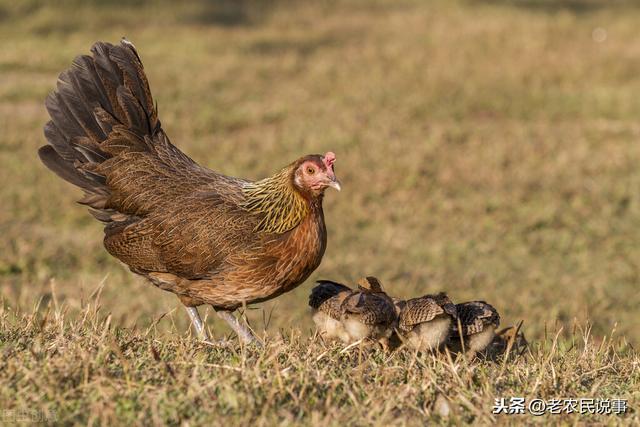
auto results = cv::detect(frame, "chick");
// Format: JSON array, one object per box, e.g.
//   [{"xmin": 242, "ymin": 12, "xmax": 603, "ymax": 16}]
[
  {"xmin": 309, "ymin": 280, "xmax": 353, "ymax": 342},
  {"xmin": 486, "ymin": 322, "xmax": 528, "ymax": 360},
  {"xmin": 395, "ymin": 293, "xmax": 457, "ymax": 351},
  {"xmin": 449, "ymin": 301, "xmax": 500, "ymax": 357},
  {"xmin": 340, "ymin": 276, "xmax": 397, "ymax": 347}
]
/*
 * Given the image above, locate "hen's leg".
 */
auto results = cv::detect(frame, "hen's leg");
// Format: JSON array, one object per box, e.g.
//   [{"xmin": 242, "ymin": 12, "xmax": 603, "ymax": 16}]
[
  {"xmin": 216, "ymin": 310, "xmax": 257, "ymax": 345},
  {"xmin": 184, "ymin": 306, "xmax": 210, "ymax": 341}
]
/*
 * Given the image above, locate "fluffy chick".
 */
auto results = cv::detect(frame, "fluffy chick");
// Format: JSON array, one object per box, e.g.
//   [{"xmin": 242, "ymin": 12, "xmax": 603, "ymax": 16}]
[
  {"xmin": 449, "ymin": 301, "xmax": 500, "ymax": 357},
  {"xmin": 309, "ymin": 276, "xmax": 397, "ymax": 347},
  {"xmin": 395, "ymin": 293, "xmax": 457, "ymax": 351},
  {"xmin": 309, "ymin": 280, "xmax": 353, "ymax": 342},
  {"xmin": 340, "ymin": 276, "xmax": 397, "ymax": 346}
]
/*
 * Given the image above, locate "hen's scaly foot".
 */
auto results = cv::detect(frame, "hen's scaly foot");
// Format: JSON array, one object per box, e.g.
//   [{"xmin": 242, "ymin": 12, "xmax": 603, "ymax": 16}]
[
  {"xmin": 185, "ymin": 306, "xmax": 210, "ymax": 341},
  {"xmin": 216, "ymin": 310, "xmax": 261, "ymax": 346}
]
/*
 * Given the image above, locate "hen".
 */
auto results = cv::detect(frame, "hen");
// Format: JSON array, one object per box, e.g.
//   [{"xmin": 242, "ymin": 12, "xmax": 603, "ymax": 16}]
[{"xmin": 38, "ymin": 39, "xmax": 340, "ymax": 343}]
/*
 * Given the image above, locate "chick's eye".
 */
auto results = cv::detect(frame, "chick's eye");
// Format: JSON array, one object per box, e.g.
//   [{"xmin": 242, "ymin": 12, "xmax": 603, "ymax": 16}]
[{"xmin": 306, "ymin": 167, "xmax": 315, "ymax": 174}]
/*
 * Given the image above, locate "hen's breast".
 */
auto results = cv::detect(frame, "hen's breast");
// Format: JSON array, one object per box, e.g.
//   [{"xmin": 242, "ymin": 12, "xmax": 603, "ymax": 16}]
[
  {"xmin": 197, "ymin": 207, "xmax": 327, "ymax": 310},
  {"xmin": 270, "ymin": 207, "xmax": 327, "ymax": 291}
]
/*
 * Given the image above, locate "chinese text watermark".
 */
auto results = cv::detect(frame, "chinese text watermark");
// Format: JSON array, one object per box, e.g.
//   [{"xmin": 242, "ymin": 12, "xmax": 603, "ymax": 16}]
[
  {"xmin": 492, "ymin": 398, "xmax": 627, "ymax": 416},
  {"xmin": 1, "ymin": 409, "xmax": 57, "ymax": 423}
]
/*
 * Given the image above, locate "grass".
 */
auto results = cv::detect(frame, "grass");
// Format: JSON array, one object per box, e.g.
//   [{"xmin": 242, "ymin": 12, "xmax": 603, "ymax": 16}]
[
  {"xmin": 1, "ymin": 296, "xmax": 637, "ymax": 425},
  {"xmin": 1, "ymin": 0, "xmax": 639, "ymax": 424}
]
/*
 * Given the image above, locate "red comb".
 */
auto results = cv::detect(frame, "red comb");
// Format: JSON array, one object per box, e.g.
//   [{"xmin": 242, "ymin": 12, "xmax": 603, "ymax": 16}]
[{"xmin": 323, "ymin": 152, "xmax": 336, "ymax": 167}]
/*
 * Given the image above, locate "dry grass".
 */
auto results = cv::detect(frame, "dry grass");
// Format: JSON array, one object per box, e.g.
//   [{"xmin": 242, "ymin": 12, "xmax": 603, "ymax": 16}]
[
  {"xmin": 1, "ymin": 0, "xmax": 639, "ymax": 424},
  {"xmin": 1, "ymin": 295, "xmax": 637, "ymax": 425}
]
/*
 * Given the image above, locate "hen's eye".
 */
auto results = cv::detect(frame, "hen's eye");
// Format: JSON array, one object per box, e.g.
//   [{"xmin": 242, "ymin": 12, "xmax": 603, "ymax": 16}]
[{"xmin": 307, "ymin": 167, "xmax": 315, "ymax": 174}]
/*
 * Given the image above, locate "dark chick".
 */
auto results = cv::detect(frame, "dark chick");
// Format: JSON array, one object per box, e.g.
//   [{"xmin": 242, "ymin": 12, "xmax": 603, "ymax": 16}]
[
  {"xmin": 309, "ymin": 280, "xmax": 353, "ymax": 342},
  {"xmin": 449, "ymin": 301, "xmax": 500, "ymax": 357},
  {"xmin": 38, "ymin": 40, "xmax": 340, "ymax": 344},
  {"xmin": 395, "ymin": 293, "xmax": 457, "ymax": 351}
]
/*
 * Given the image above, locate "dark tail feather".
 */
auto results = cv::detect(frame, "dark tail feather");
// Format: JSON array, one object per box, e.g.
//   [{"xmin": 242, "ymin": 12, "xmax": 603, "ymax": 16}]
[
  {"xmin": 39, "ymin": 39, "xmax": 160, "ymax": 220},
  {"xmin": 109, "ymin": 40, "xmax": 158, "ymax": 131},
  {"xmin": 38, "ymin": 146, "xmax": 104, "ymax": 194},
  {"xmin": 43, "ymin": 121, "xmax": 81, "ymax": 163}
]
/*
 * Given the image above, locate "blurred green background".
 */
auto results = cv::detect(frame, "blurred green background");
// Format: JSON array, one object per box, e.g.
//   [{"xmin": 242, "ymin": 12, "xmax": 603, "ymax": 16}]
[{"xmin": 1, "ymin": 0, "xmax": 640, "ymax": 342}]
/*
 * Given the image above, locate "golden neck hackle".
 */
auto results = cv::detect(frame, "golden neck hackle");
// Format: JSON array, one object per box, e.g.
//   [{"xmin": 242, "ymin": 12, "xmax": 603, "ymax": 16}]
[{"xmin": 241, "ymin": 167, "xmax": 311, "ymax": 234}]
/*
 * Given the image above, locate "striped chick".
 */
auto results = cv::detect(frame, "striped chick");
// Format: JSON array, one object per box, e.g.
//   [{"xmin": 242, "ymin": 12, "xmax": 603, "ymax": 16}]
[
  {"xmin": 339, "ymin": 276, "xmax": 397, "ymax": 348},
  {"xmin": 309, "ymin": 280, "xmax": 353, "ymax": 342},
  {"xmin": 449, "ymin": 301, "xmax": 500, "ymax": 357},
  {"xmin": 395, "ymin": 293, "xmax": 457, "ymax": 351}
]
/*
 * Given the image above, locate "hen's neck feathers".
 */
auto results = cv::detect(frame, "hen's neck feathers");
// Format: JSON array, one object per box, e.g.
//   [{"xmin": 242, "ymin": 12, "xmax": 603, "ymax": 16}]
[{"xmin": 241, "ymin": 165, "xmax": 320, "ymax": 234}]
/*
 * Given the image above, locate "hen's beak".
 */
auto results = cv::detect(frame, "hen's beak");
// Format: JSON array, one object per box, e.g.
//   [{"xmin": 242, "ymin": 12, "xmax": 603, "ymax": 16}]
[{"xmin": 328, "ymin": 178, "xmax": 341, "ymax": 192}]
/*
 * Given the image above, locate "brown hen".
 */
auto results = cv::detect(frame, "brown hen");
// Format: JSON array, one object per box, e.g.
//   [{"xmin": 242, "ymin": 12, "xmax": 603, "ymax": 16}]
[{"xmin": 38, "ymin": 39, "xmax": 340, "ymax": 343}]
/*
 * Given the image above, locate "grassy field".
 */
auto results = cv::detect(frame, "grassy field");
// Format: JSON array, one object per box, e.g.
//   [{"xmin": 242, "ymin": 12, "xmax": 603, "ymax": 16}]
[{"xmin": 1, "ymin": 0, "xmax": 639, "ymax": 424}]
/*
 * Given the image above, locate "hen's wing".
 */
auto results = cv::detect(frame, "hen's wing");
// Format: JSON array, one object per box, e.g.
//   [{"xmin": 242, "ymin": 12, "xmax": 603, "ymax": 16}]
[
  {"xmin": 39, "ymin": 40, "xmax": 257, "ymax": 278},
  {"xmin": 454, "ymin": 301, "xmax": 500, "ymax": 335}
]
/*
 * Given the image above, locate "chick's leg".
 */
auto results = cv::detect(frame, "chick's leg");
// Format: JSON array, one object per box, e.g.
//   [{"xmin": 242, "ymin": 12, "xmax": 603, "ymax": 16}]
[
  {"xmin": 184, "ymin": 306, "xmax": 210, "ymax": 341},
  {"xmin": 216, "ymin": 310, "xmax": 257, "ymax": 345}
]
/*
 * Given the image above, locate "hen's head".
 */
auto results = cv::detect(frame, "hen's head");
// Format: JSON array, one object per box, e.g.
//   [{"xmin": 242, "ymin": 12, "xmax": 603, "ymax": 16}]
[{"xmin": 293, "ymin": 152, "xmax": 341, "ymax": 196}]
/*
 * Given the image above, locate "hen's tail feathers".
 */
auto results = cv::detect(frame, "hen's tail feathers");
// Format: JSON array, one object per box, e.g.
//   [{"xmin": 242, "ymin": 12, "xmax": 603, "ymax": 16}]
[{"xmin": 39, "ymin": 39, "xmax": 159, "ymax": 222}]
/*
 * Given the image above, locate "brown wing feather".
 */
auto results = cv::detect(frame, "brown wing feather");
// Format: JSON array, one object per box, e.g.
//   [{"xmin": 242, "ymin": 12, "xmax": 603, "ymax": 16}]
[
  {"xmin": 398, "ymin": 293, "xmax": 456, "ymax": 332},
  {"xmin": 341, "ymin": 292, "xmax": 396, "ymax": 326},
  {"xmin": 398, "ymin": 297, "xmax": 443, "ymax": 331}
]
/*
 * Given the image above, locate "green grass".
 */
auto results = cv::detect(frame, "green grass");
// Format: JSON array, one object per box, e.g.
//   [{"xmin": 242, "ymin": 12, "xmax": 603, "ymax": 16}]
[{"xmin": 1, "ymin": 0, "xmax": 639, "ymax": 424}]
